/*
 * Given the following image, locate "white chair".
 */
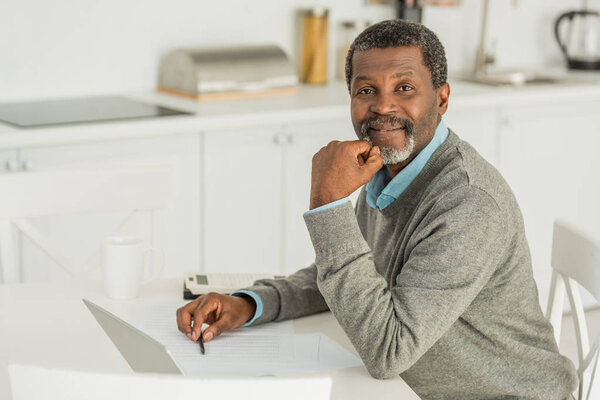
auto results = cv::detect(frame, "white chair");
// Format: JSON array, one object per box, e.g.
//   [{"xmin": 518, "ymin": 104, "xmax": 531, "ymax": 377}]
[
  {"xmin": 546, "ymin": 219, "xmax": 600, "ymax": 400},
  {"xmin": 0, "ymin": 167, "xmax": 170, "ymax": 283}
]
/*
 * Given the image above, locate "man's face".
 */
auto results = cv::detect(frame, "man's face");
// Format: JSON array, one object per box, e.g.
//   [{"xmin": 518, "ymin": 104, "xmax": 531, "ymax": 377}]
[{"xmin": 350, "ymin": 46, "xmax": 449, "ymax": 168}]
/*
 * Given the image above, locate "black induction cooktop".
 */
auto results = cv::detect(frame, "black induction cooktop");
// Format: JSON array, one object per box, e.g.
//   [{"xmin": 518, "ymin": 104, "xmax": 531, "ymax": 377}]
[{"xmin": 0, "ymin": 96, "xmax": 192, "ymax": 128}]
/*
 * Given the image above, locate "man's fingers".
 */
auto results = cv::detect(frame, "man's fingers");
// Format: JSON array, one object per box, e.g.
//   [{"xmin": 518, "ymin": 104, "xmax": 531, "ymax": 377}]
[
  {"xmin": 202, "ymin": 315, "xmax": 234, "ymax": 342},
  {"xmin": 368, "ymin": 145, "xmax": 380, "ymax": 158},
  {"xmin": 191, "ymin": 298, "xmax": 219, "ymax": 341},
  {"xmin": 350, "ymin": 140, "xmax": 374, "ymax": 160},
  {"xmin": 176, "ymin": 299, "xmax": 201, "ymax": 335},
  {"xmin": 353, "ymin": 142, "xmax": 382, "ymax": 175},
  {"xmin": 367, "ymin": 146, "xmax": 382, "ymax": 164},
  {"xmin": 176, "ymin": 308, "xmax": 184, "ymax": 333},
  {"xmin": 364, "ymin": 146, "xmax": 384, "ymax": 172},
  {"xmin": 319, "ymin": 140, "xmax": 373, "ymax": 163}
]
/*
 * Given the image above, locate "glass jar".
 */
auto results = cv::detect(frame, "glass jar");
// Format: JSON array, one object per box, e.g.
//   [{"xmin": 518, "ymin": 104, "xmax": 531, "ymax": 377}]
[{"xmin": 300, "ymin": 7, "xmax": 329, "ymax": 84}]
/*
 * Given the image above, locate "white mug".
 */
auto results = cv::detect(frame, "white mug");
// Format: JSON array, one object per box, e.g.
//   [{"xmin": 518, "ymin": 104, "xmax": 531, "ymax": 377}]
[{"xmin": 102, "ymin": 236, "xmax": 164, "ymax": 299}]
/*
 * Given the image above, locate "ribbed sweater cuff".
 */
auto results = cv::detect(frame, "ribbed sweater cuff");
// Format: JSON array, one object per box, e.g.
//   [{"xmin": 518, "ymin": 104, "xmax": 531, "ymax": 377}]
[{"xmin": 303, "ymin": 200, "xmax": 370, "ymax": 261}]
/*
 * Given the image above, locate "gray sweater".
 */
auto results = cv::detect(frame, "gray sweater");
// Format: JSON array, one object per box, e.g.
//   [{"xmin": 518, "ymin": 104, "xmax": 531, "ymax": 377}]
[{"xmin": 244, "ymin": 132, "xmax": 578, "ymax": 399}]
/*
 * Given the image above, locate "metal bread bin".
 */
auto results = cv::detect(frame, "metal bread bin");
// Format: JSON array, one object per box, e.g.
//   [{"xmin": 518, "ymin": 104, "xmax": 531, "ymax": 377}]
[{"xmin": 158, "ymin": 44, "xmax": 298, "ymax": 101}]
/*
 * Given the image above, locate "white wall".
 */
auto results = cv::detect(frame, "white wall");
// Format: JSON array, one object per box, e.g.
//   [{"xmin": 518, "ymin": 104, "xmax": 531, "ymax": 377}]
[
  {"xmin": 1, "ymin": 0, "xmax": 598, "ymax": 101},
  {"xmin": 0, "ymin": 0, "xmax": 392, "ymax": 101}
]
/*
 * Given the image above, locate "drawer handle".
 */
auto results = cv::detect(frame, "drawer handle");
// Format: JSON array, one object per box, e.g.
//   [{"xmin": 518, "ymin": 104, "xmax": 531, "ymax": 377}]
[
  {"xmin": 21, "ymin": 160, "xmax": 34, "ymax": 171},
  {"xmin": 5, "ymin": 159, "xmax": 19, "ymax": 172}
]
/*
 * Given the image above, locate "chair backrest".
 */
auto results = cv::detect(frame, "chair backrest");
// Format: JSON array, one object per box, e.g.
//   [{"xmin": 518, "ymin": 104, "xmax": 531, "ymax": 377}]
[
  {"xmin": 546, "ymin": 219, "xmax": 600, "ymax": 400},
  {"xmin": 0, "ymin": 167, "xmax": 170, "ymax": 283}
]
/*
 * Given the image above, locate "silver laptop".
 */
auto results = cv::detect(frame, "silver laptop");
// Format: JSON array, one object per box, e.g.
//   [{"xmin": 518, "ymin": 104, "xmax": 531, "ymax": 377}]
[{"xmin": 82, "ymin": 299, "xmax": 184, "ymax": 375}]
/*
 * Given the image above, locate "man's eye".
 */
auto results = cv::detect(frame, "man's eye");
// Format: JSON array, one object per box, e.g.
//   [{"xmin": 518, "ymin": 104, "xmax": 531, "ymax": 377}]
[
  {"xmin": 358, "ymin": 88, "xmax": 374, "ymax": 95},
  {"xmin": 398, "ymin": 85, "xmax": 413, "ymax": 92}
]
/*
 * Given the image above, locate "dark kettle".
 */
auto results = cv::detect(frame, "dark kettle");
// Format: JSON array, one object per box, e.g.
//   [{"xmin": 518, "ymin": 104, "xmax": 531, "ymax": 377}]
[{"xmin": 555, "ymin": 10, "xmax": 600, "ymax": 70}]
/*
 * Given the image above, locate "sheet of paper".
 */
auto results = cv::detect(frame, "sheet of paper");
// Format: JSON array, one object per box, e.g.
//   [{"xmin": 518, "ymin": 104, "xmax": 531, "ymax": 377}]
[{"xmin": 132, "ymin": 300, "xmax": 363, "ymax": 377}]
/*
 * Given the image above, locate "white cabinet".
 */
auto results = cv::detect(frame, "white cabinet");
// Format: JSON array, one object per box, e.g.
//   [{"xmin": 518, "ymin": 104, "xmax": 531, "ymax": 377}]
[
  {"xmin": 13, "ymin": 133, "xmax": 200, "ymax": 281},
  {"xmin": 202, "ymin": 126, "xmax": 285, "ymax": 274},
  {"xmin": 497, "ymin": 100, "xmax": 600, "ymax": 308},
  {"xmin": 202, "ymin": 118, "xmax": 357, "ymax": 275},
  {"xmin": 443, "ymin": 106, "xmax": 500, "ymax": 167}
]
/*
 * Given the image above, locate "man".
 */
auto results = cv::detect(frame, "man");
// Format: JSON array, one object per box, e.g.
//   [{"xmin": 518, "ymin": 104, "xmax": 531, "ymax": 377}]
[{"xmin": 176, "ymin": 20, "xmax": 578, "ymax": 399}]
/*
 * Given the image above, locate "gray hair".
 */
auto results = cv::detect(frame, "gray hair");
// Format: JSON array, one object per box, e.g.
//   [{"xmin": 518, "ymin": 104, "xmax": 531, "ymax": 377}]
[{"xmin": 345, "ymin": 19, "xmax": 447, "ymax": 91}]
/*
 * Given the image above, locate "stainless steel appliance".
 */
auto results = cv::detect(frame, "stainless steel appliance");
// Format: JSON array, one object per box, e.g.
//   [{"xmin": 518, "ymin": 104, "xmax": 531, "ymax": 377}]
[
  {"xmin": 555, "ymin": 9, "xmax": 600, "ymax": 70},
  {"xmin": 158, "ymin": 44, "xmax": 297, "ymax": 101}
]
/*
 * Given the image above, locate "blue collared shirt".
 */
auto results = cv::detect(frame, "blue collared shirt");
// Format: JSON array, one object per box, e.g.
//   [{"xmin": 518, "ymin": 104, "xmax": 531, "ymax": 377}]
[{"xmin": 234, "ymin": 120, "xmax": 449, "ymax": 325}]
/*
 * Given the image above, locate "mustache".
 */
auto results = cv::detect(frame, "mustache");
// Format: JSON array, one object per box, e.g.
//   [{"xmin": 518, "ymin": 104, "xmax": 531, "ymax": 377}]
[{"xmin": 359, "ymin": 116, "xmax": 414, "ymax": 139}]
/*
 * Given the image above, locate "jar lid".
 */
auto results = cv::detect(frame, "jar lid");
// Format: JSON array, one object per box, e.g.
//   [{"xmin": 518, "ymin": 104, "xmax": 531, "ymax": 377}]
[{"xmin": 304, "ymin": 6, "xmax": 329, "ymax": 17}]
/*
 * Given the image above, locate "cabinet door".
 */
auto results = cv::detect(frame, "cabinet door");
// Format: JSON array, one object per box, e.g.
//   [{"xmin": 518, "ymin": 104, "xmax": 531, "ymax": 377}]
[
  {"xmin": 283, "ymin": 118, "xmax": 358, "ymax": 274},
  {"xmin": 18, "ymin": 134, "xmax": 200, "ymax": 281},
  {"xmin": 203, "ymin": 126, "xmax": 284, "ymax": 274},
  {"xmin": 443, "ymin": 106, "xmax": 500, "ymax": 167},
  {"xmin": 498, "ymin": 101, "xmax": 600, "ymax": 308}
]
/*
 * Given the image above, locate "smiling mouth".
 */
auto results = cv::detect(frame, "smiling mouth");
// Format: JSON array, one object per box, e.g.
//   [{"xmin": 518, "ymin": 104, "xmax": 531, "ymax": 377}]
[{"xmin": 369, "ymin": 127, "xmax": 405, "ymax": 133}]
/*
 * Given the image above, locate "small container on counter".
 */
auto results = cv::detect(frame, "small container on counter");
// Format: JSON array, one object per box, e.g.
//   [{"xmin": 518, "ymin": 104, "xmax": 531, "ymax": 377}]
[{"xmin": 299, "ymin": 7, "xmax": 329, "ymax": 85}]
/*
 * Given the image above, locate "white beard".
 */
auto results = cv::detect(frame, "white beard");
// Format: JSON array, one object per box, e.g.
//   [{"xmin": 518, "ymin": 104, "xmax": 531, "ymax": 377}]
[{"xmin": 364, "ymin": 134, "xmax": 415, "ymax": 165}]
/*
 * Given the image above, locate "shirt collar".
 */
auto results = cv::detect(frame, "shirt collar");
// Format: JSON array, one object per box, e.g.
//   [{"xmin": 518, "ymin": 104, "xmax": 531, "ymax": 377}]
[{"xmin": 366, "ymin": 120, "xmax": 449, "ymax": 210}]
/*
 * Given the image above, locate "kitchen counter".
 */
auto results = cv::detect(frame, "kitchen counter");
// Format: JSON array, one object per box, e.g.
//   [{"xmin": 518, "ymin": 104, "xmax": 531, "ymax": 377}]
[{"xmin": 1, "ymin": 68, "xmax": 600, "ymax": 149}]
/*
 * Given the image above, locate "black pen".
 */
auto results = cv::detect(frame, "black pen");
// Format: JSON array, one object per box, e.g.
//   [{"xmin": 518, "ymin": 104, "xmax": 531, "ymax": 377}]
[{"xmin": 198, "ymin": 331, "xmax": 205, "ymax": 355}]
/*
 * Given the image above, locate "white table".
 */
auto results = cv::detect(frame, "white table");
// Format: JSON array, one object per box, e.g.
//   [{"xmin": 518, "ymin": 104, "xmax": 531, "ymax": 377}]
[{"xmin": 0, "ymin": 279, "xmax": 420, "ymax": 400}]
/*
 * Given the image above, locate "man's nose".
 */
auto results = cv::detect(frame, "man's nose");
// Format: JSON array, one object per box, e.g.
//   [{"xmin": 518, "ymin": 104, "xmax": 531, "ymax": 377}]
[{"xmin": 369, "ymin": 92, "xmax": 398, "ymax": 115}]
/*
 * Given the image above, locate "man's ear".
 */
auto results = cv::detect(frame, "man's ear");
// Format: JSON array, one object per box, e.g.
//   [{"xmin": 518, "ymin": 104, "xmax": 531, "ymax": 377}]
[{"xmin": 437, "ymin": 83, "xmax": 450, "ymax": 115}]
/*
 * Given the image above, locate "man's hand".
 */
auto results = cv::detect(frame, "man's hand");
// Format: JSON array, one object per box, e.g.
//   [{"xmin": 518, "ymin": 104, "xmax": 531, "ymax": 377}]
[
  {"xmin": 176, "ymin": 293, "xmax": 256, "ymax": 342},
  {"xmin": 310, "ymin": 140, "xmax": 383, "ymax": 209}
]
